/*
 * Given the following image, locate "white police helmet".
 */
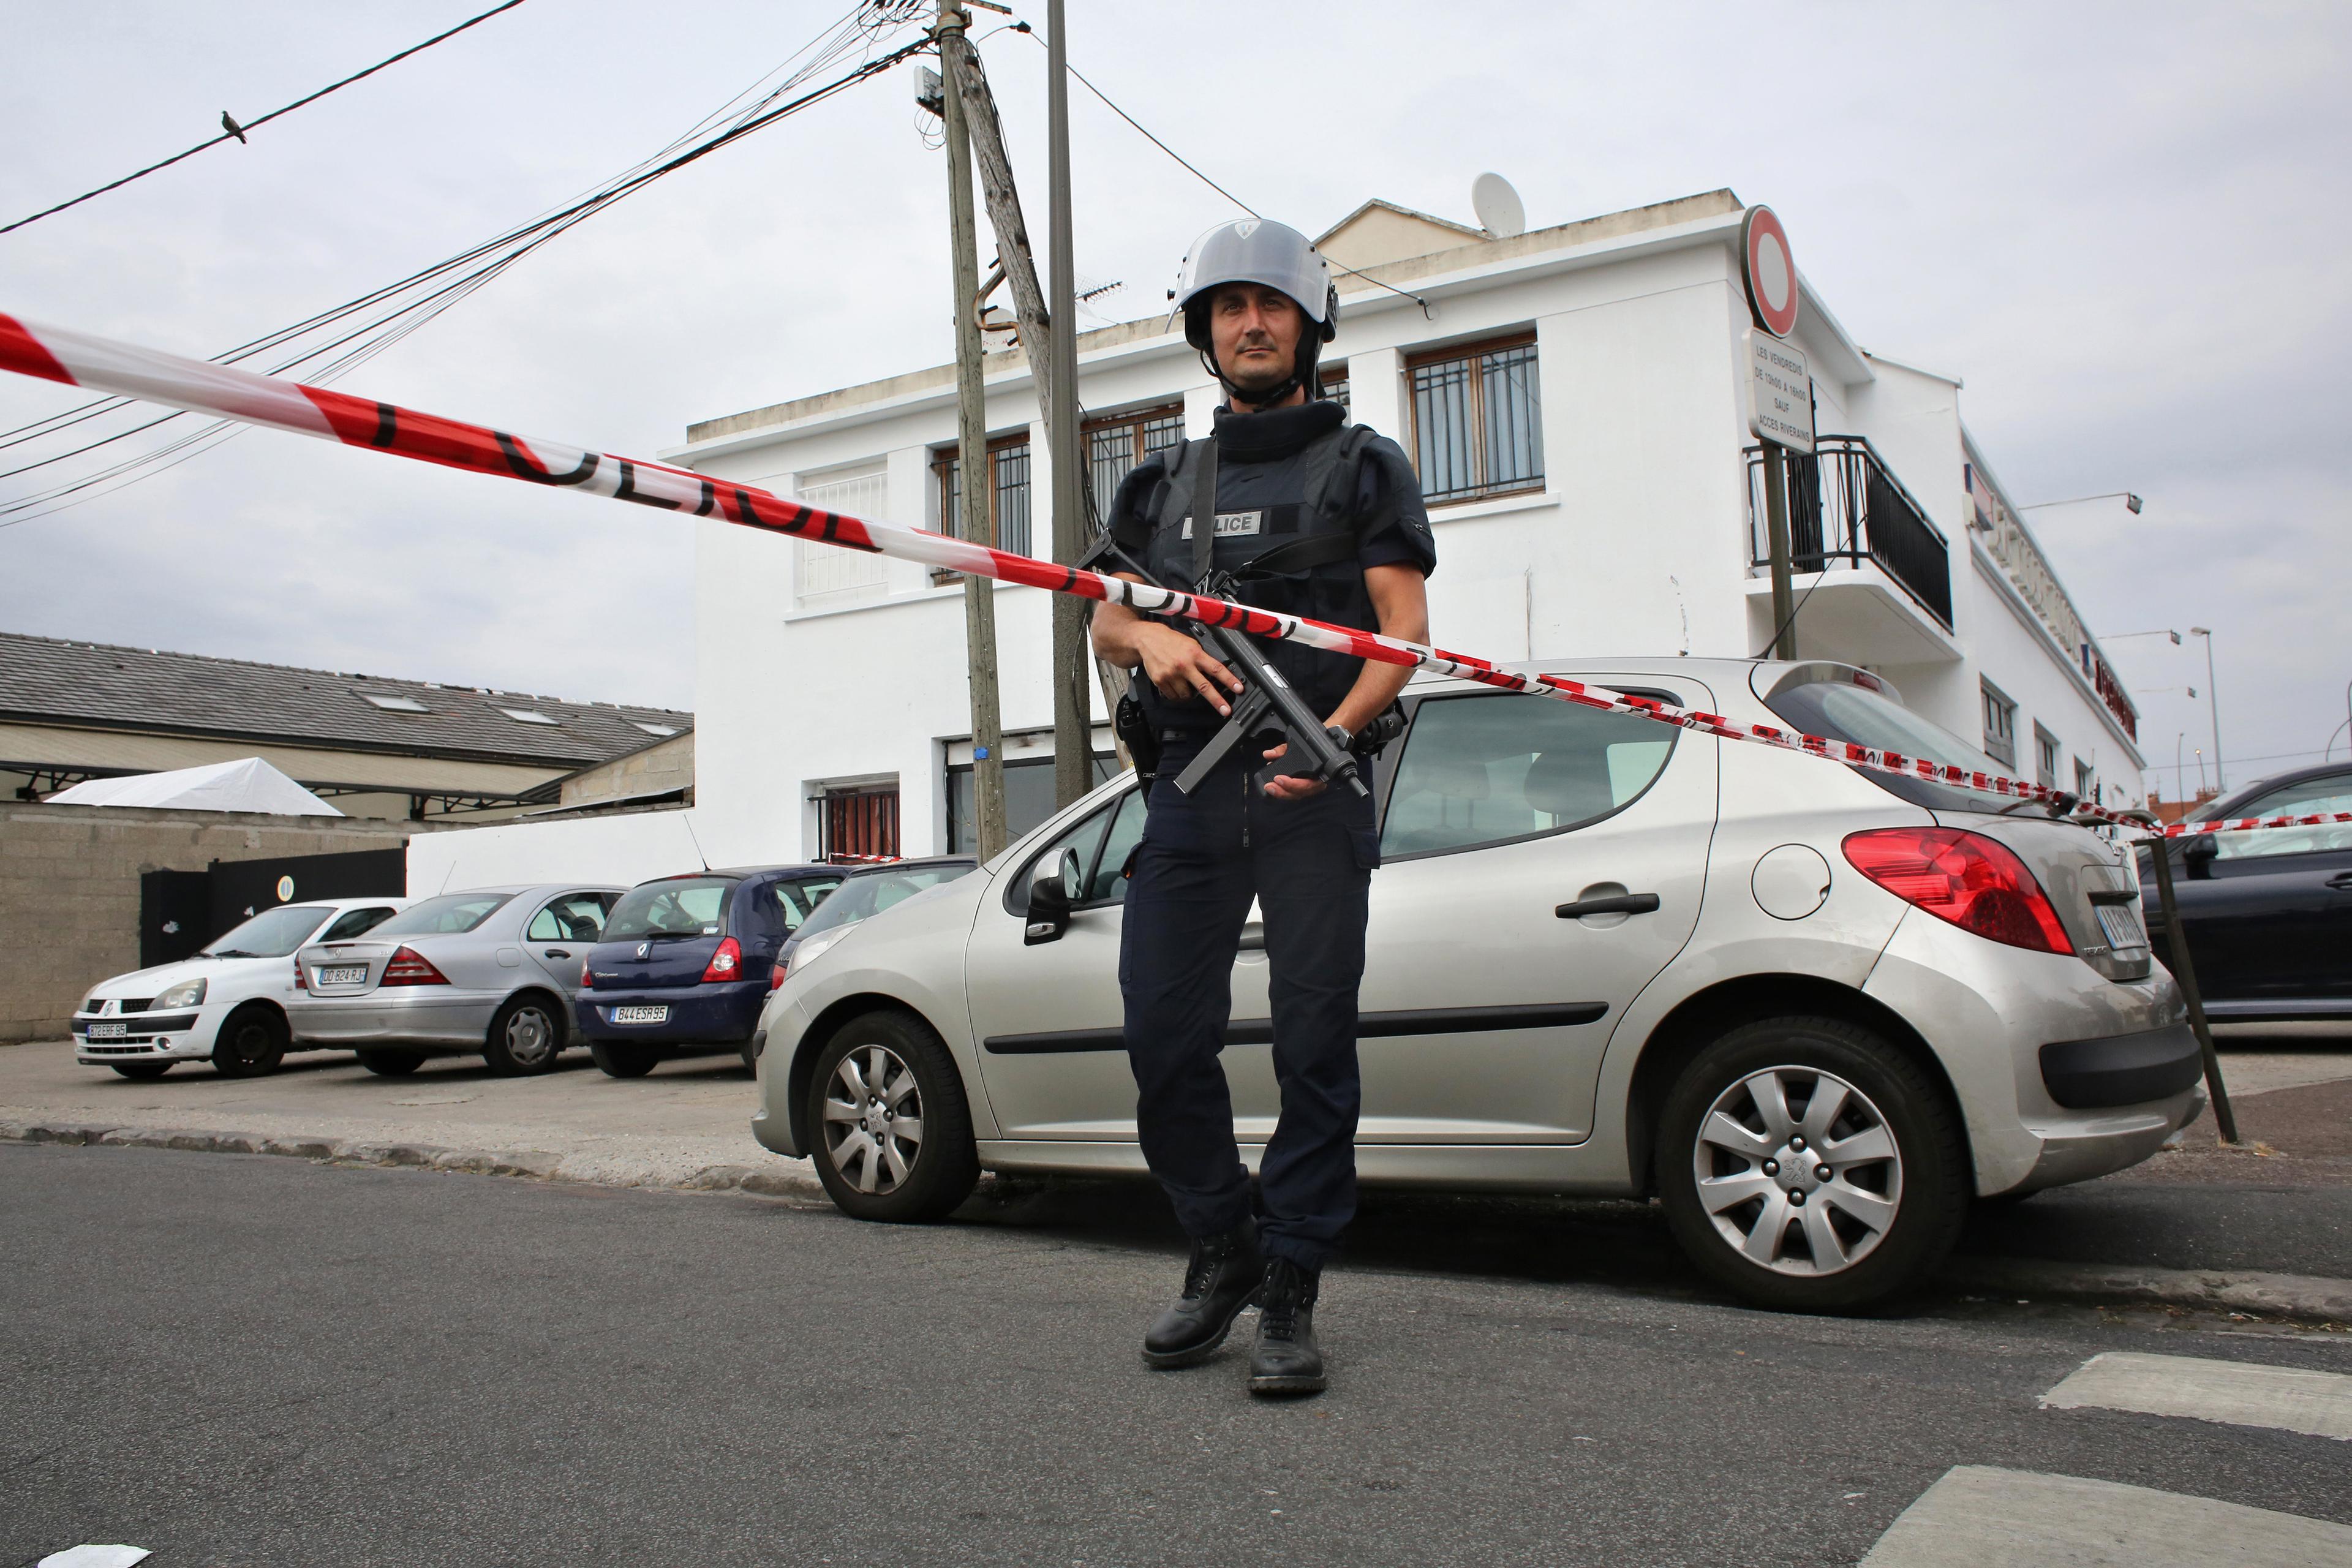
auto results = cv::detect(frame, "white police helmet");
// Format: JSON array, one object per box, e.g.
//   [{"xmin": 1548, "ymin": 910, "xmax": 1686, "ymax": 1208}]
[{"xmin": 1175, "ymin": 218, "xmax": 1340, "ymax": 349}]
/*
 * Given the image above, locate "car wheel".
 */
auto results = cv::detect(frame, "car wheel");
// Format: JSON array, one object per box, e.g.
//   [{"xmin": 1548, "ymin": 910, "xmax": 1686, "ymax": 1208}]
[
  {"xmin": 485, "ymin": 995, "xmax": 564, "ymax": 1077},
  {"xmin": 211, "ymin": 1006, "xmax": 288, "ymax": 1078},
  {"xmin": 806, "ymin": 1010, "xmax": 979, "ymax": 1223},
  {"xmin": 109, "ymin": 1061, "xmax": 171, "ymax": 1080},
  {"xmin": 590, "ymin": 1040, "xmax": 660, "ymax": 1079},
  {"xmin": 1656, "ymin": 1015, "xmax": 1967, "ymax": 1313},
  {"xmin": 356, "ymin": 1049, "xmax": 427, "ymax": 1077}
]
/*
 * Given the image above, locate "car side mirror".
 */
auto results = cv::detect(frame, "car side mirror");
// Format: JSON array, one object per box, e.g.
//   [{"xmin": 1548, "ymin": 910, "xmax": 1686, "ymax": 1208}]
[
  {"xmin": 2181, "ymin": 833, "xmax": 2219, "ymax": 876},
  {"xmin": 1024, "ymin": 848, "xmax": 1084, "ymax": 945}
]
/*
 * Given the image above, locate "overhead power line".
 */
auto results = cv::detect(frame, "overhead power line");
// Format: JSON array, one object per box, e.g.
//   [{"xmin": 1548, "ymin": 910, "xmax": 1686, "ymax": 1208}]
[
  {"xmin": 1020, "ymin": 29, "xmax": 1433, "ymax": 319},
  {"xmin": 0, "ymin": 4, "xmax": 931, "ymax": 527},
  {"xmin": 2, "ymin": 0, "xmax": 533, "ymax": 236}
]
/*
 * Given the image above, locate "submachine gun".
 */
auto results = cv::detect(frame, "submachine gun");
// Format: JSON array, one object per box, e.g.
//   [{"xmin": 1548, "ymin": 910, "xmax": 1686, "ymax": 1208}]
[{"xmin": 1079, "ymin": 437, "xmax": 1398, "ymax": 802}]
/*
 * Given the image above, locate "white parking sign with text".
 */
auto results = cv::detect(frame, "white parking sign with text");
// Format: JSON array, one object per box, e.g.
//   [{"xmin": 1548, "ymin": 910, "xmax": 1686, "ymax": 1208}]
[{"xmin": 1746, "ymin": 330, "xmax": 1815, "ymax": 454}]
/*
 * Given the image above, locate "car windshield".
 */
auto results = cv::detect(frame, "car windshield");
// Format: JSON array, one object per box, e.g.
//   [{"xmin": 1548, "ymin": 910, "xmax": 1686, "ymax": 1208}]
[
  {"xmin": 1762, "ymin": 677, "xmax": 2013, "ymax": 816},
  {"xmin": 793, "ymin": 864, "xmax": 974, "ymax": 942},
  {"xmin": 604, "ymin": 877, "xmax": 736, "ymax": 941},
  {"xmin": 199, "ymin": 904, "xmax": 334, "ymax": 958},
  {"xmin": 368, "ymin": 892, "xmax": 514, "ymax": 938}
]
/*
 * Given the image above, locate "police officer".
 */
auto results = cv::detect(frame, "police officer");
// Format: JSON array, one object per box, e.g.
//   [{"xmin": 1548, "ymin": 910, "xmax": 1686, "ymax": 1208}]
[{"xmin": 1090, "ymin": 219, "xmax": 1434, "ymax": 1396}]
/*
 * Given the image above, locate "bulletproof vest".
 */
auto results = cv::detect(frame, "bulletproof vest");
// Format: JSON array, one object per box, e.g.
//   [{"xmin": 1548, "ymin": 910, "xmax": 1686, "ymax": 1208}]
[{"xmin": 1139, "ymin": 421, "xmax": 1378, "ymax": 728}]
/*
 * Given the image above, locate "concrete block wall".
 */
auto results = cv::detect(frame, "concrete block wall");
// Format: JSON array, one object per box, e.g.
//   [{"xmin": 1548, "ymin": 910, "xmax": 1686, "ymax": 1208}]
[{"xmin": 0, "ymin": 804, "xmax": 451, "ymax": 1046}]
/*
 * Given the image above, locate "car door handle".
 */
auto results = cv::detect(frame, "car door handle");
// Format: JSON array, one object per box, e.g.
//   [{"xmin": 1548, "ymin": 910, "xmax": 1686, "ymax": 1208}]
[
  {"xmin": 544, "ymin": 948, "xmax": 572, "ymax": 959},
  {"xmin": 2328, "ymin": 873, "xmax": 2352, "ymax": 891},
  {"xmin": 1556, "ymin": 894, "xmax": 1661, "ymax": 919}
]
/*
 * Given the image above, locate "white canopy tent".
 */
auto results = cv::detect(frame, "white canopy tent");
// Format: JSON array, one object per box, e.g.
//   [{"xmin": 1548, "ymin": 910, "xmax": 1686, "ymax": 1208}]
[{"xmin": 45, "ymin": 756, "xmax": 344, "ymax": 816}]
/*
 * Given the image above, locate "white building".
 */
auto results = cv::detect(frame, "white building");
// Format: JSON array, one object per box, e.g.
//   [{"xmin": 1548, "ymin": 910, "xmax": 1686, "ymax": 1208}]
[{"xmin": 664, "ymin": 187, "xmax": 2144, "ymax": 866}]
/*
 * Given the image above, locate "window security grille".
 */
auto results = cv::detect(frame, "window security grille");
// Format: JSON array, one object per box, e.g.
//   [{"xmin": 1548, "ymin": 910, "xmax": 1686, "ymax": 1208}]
[
  {"xmin": 1408, "ymin": 337, "xmax": 1544, "ymax": 504},
  {"xmin": 816, "ymin": 785, "xmax": 900, "ymax": 862},
  {"xmin": 1085, "ymin": 405, "xmax": 1184, "ymax": 520},
  {"xmin": 795, "ymin": 464, "xmax": 891, "ymax": 608}
]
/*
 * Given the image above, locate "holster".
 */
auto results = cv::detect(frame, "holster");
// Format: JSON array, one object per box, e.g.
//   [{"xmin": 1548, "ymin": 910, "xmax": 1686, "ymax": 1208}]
[{"xmin": 1115, "ymin": 676, "xmax": 1162, "ymax": 788}]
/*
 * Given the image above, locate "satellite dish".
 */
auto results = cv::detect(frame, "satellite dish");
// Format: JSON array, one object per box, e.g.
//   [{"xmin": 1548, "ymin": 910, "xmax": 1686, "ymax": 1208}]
[{"xmin": 1472, "ymin": 172, "xmax": 1526, "ymax": 239}]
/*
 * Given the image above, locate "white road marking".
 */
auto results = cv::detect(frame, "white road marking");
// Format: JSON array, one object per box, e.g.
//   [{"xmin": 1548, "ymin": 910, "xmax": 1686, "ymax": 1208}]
[
  {"xmin": 1860, "ymin": 1466, "xmax": 2352, "ymax": 1566},
  {"xmin": 2042, "ymin": 1351, "xmax": 2352, "ymax": 1442},
  {"xmin": 38, "ymin": 1548, "xmax": 151, "ymax": 1568}
]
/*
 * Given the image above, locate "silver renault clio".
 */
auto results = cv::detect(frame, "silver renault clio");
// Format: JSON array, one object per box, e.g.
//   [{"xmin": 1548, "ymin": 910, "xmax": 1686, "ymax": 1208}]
[{"xmin": 749, "ymin": 659, "xmax": 2200, "ymax": 1312}]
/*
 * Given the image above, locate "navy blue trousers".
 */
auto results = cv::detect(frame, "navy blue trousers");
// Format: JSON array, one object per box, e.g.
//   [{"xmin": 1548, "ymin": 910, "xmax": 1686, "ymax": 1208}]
[{"xmin": 1118, "ymin": 734, "xmax": 1378, "ymax": 1270}]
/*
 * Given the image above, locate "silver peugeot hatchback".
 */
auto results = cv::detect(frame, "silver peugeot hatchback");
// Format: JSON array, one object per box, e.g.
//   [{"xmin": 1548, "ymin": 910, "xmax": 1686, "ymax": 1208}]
[
  {"xmin": 748, "ymin": 659, "xmax": 2201, "ymax": 1312},
  {"xmin": 290, "ymin": 883, "xmax": 621, "ymax": 1076}
]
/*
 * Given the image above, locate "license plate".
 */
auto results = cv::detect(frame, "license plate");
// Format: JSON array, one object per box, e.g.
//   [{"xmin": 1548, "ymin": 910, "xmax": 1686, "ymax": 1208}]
[
  {"xmin": 86, "ymin": 1020, "xmax": 126, "ymax": 1039},
  {"xmin": 610, "ymin": 1005, "xmax": 668, "ymax": 1025},
  {"xmin": 319, "ymin": 965, "xmax": 369, "ymax": 985},
  {"xmin": 2095, "ymin": 902, "xmax": 2146, "ymax": 950}
]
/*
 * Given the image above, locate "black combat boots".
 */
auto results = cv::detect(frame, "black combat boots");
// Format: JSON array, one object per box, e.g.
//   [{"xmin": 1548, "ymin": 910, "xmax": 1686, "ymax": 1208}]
[
  {"xmin": 1142, "ymin": 1218, "xmax": 1264, "ymax": 1369},
  {"xmin": 1248, "ymin": 1257, "xmax": 1325, "ymax": 1395}
]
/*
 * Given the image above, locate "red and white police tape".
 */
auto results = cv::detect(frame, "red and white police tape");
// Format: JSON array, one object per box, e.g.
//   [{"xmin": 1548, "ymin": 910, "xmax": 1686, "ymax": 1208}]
[{"xmin": 0, "ymin": 311, "xmax": 2337, "ymax": 843}]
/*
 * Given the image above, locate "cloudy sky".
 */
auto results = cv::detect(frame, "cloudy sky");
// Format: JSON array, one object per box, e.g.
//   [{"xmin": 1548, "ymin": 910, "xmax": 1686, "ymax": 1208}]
[{"xmin": 3, "ymin": 1, "xmax": 2346, "ymax": 799}]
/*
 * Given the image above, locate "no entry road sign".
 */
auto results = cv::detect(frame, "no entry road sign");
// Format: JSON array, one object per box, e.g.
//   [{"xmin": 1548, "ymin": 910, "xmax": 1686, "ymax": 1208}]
[{"xmin": 1741, "ymin": 205, "xmax": 1800, "ymax": 339}]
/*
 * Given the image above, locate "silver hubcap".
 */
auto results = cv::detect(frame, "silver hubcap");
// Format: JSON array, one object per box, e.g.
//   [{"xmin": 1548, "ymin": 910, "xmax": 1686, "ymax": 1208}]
[
  {"xmin": 505, "ymin": 1007, "xmax": 554, "ymax": 1066},
  {"xmin": 821, "ymin": 1044, "xmax": 923, "ymax": 1196},
  {"xmin": 1692, "ymin": 1066, "xmax": 1902, "ymax": 1276}
]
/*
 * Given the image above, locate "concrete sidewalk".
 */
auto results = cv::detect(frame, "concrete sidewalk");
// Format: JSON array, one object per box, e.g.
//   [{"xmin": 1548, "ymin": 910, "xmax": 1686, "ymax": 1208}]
[{"xmin": 0, "ymin": 1037, "xmax": 820, "ymax": 1195}]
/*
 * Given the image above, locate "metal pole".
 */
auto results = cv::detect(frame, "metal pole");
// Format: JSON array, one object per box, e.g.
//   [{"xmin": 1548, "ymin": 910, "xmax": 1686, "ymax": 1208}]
[
  {"xmin": 2145, "ymin": 837, "xmax": 2238, "ymax": 1144},
  {"xmin": 1045, "ymin": 0, "xmax": 1090, "ymax": 809},
  {"xmin": 939, "ymin": 0, "xmax": 1006, "ymax": 859},
  {"xmin": 1762, "ymin": 441, "xmax": 1798, "ymax": 660},
  {"xmin": 2196, "ymin": 629, "xmax": 2224, "ymax": 792}
]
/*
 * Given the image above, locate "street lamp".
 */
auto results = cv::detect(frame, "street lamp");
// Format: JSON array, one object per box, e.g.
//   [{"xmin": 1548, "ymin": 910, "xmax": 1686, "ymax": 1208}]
[
  {"xmin": 2190, "ymin": 627, "xmax": 2223, "ymax": 792},
  {"xmin": 2101, "ymin": 628, "xmax": 2182, "ymax": 644},
  {"xmin": 2020, "ymin": 491, "xmax": 2144, "ymax": 514}
]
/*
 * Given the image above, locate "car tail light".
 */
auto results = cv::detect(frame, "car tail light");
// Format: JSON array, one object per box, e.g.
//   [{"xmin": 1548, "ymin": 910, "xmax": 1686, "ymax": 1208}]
[
  {"xmin": 1842, "ymin": 827, "xmax": 2073, "ymax": 955},
  {"xmin": 769, "ymin": 957, "xmax": 790, "ymax": 991},
  {"xmin": 380, "ymin": 946, "xmax": 451, "ymax": 986},
  {"xmin": 701, "ymin": 937, "xmax": 742, "ymax": 984},
  {"xmin": 580, "ymin": 961, "xmax": 593, "ymax": 990},
  {"xmin": 294, "ymin": 957, "xmax": 307, "ymax": 992}
]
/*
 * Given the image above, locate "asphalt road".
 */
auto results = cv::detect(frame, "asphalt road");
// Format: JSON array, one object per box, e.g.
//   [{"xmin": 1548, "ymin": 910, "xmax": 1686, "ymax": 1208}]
[{"xmin": 8, "ymin": 1143, "xmax": 2350, "ymax": 1568}]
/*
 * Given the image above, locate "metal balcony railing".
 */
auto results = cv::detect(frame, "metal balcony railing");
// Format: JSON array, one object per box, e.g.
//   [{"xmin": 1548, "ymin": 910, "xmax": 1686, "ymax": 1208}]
[{"xmin": 1746, "ymin": 435, "xmax": 1953, "ymax": 631}]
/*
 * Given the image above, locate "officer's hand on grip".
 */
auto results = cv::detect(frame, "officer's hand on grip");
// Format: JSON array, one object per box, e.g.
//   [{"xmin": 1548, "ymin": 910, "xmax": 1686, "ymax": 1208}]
[
  {"xmin": 1259, "ymin": 740, "xmax": 1329, "ymax": 801},
  {"xmin": 1135, "ymin": 622, "xmax": 1244, "ymax": 717}
]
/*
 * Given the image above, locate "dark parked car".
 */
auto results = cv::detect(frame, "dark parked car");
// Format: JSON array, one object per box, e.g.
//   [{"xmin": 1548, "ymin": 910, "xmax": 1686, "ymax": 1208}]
[
  {"xmin": 2139, "ymin": 762, "xmax": 2352, "ymax": 1020},
  {"xmin": 771, "ymin": 856, "xmax": 979, "ymax": 982},
  {"xmin": 575, "ymin": 865, "xmax": 845, "ymax": 1076}
]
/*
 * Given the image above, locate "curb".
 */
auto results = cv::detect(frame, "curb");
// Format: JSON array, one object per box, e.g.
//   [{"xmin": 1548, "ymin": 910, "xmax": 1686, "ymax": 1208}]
[
  {"xmin": 0, "ymin": 1118, "xmax": 829, "ymax": 1203},
  {"xmin": 1943, "ymin": 1256, "xmax": 2352, "ymax": 1324}
]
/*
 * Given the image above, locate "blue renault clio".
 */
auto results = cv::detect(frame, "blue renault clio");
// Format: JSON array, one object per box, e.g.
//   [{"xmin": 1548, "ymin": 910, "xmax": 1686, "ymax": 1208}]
[{"xmin": 575, "ymin": 866, "xmax": 843, "ymax": 1077}]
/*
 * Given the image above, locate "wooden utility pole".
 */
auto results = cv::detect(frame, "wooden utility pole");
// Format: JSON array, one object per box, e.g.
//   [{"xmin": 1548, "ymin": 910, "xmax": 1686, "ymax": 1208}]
[
  {"xmin": 938, "ymin": 0, "xmax": 1006, "ymax": 859},
  {"xmin": 937, "ymin": 23, "xmax": 1110, "ymax": 797},
  {"xmin": 1043, "ymin": 0, "xmax": 1091, "ymax": 808}
]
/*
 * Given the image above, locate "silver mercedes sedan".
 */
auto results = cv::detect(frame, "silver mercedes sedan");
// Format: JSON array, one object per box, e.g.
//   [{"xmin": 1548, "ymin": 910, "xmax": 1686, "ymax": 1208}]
[
  {"xmin": 747, "ymin": 658, "xmax": 2203, "ymax": 1313},
  {"xmin": 289, "ymin": 884, "xmax": 621, "ymax": 1076}
]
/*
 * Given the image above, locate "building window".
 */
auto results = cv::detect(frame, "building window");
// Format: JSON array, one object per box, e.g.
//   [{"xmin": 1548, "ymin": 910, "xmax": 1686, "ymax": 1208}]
[
  {"xmin": 2074, "ymin": 758, "xmax": 2097, "ymax": 801},
  {"xmin": 1980, "ymin": 679, "xmax": 2018, "ymax": 768},
  {"xmin": 2034, "ymin": 724, "xmax": 2060, "ymax": 789},
  {"xmin": 1085, "ymin": 403, "xmax": 1185, "ymax": 520},
  {"xmin": 1406, "ymin": 335, "xmax": 1544, "ymax": 504},
  {"xmin": 1319, "ymin": 361, "xmax": 1349, "ymax": 413},
  {"xmin": 796, "ymin": 461, "xmax": 892, "ymax": 608},
  {"xmin": 933, "ymin": 434, "xmax": 1033, "ymax": 556},
  {"xmin": 816, "ymin": 783, "xmax": 899, "ymax": 862},
  {"xmin": 945, "ymin": 750, "xmax": 1118, "ymax": 854}
]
